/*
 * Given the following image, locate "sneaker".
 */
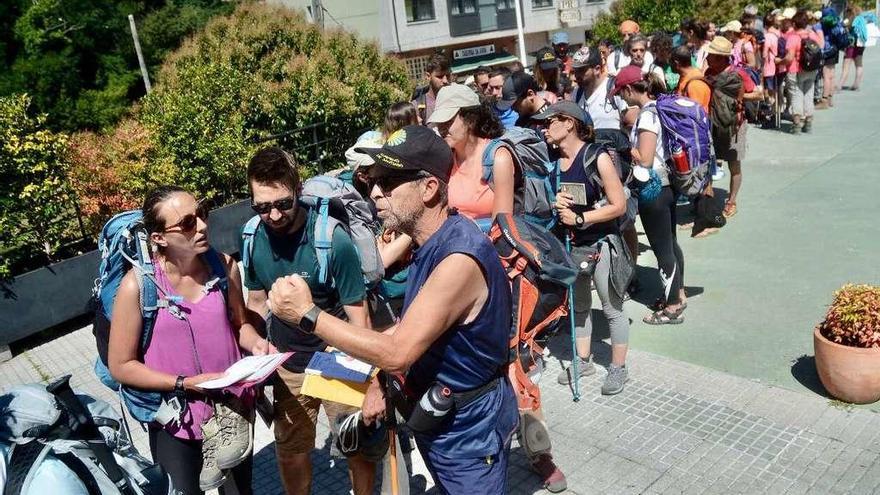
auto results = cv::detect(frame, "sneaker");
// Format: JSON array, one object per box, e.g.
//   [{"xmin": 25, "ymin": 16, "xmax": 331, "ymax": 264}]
[
  {"xmin": 557, "ymin": 357, "xmax": 596, "ymax": 385},
  {"xmin": 212, "ymin": 399, "xmax": 254, "ymax": 470},
  {"xmin": 530, "ymin": 454, "xmax": 567, "ymax": 493},
  {"xmin": 711, "ymin": 167, "xmax": 725, "ymax": 181},
  {"xmin": 601, "ymin": 365, "xmax": 629, "ymax": 395},
  {"xmin": 199, "ymin": 418, "xmax": 228, "ymax": 491}
]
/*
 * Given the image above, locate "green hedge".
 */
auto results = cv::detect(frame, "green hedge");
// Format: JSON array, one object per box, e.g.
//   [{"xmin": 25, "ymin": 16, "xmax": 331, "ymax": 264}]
[
  {"xmin": 0, "ymin": 94, "xmax": 73, "ymax": 278},
  {"xmin": 140, "ymin": 3, "xmax": 411, "ymax": 204}
]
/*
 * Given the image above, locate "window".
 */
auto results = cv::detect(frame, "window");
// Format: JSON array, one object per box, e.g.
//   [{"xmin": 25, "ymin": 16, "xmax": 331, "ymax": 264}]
[
  {"xmin": 450, "ymin": 0, "xmax": 477, "ymax": 15},
  {"xmin": 406, "ymin": 0, "xmax": 436, "ymax": 22},
  {"xmin": 532, "ymin": 0, "xmax": 553, "ymax": 7},
  {"xmin": 405, "ymin": 55, "xmax": 432, "ymax": 81},
  {"xmin": 496, "ymin": 0, "xmax": 515, "ymax": 10}
]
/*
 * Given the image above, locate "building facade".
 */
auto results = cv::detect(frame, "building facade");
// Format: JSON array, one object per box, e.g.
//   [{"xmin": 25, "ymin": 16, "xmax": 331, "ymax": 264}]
[{"xmin": 273, "ymin": 0, "xmax": 611, "ymax": 79}]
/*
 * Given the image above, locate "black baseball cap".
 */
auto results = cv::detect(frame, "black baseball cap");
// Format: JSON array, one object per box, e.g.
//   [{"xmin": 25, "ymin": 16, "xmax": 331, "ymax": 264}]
[
  {"xmin": 495, "ymin": 71, "xmax": 540, "ymax": 111},
  {"xmin": 570, "ymin": 46, "xmax": 603, "ymax": 70},
  {"xmin": 535, "ymin": 47, "xmax": 560, "ymax": 70},
  {"xmin": 355, "ymin": 125, "xmax": 454, "ymax": 183}
]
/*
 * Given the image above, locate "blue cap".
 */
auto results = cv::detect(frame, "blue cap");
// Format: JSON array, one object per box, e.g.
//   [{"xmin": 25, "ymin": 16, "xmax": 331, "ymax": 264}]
[{"xmin": 551, "ymin": 32, "xmax": 569, "ymax": 45}]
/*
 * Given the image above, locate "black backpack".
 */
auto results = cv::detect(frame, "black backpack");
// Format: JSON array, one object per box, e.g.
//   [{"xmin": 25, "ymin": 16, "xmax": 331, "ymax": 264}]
[{"xmin": 800, "ymin": 36, "xmax": 824, "ymax": 72}]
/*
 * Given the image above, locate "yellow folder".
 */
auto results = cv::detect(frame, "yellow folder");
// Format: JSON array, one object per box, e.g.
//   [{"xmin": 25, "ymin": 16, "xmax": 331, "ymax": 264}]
[{"xmin": 300, "ymin": 374, "xmax": 369, "ymax": 408}]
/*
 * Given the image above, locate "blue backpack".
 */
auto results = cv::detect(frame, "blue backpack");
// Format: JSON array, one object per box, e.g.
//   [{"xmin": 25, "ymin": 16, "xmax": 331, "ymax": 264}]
[
  {"xmin": 481, "ymin": 126, "xmax": 559, "ymax": 231},
  {"xmin": 241, "ymin": 175, "xmax": 385, "ymax": 290},
  {"xmin": 92, "ymin": 210, "xmax": 228, "ymax": 423},
  {"xmin": 647, "ymin": 94, "xmax": 715, "ymax": 198}
]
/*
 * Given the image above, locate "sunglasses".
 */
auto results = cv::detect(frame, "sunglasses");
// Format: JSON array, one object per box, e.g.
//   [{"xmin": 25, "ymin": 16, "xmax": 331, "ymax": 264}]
[
  {"xmin": 368, "ymin": 173, "xmax": 426, "ymax": 194},
  {"xmin": 164, "ymin": 203, "xmax": 209, "ymax": 233},
  {"xmin": 251, "ymin": 197, "xmax": 296, "ymax": 215}
]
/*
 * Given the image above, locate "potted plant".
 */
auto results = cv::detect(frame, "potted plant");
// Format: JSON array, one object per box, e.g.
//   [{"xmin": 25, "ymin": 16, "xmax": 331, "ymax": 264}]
[{"xmin": 814, "ymin": 284, "xmax": 880, "ymax": 404}]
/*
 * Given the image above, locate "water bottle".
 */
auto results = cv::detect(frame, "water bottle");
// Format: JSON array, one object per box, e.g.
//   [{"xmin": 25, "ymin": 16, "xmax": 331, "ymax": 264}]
[
  {"xmin": 406, "ymin": 383, "xmax": 454, "ymax": 433},
  {"xmin": 671, "ymin": 145, "xmax": 690, "ymax": 173}
]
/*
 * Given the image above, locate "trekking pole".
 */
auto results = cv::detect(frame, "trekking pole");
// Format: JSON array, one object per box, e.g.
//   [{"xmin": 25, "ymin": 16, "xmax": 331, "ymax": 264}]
[
  {"xmin": 384, "ymin": 375, "xmax": 400, "ymax": 495},
  {"xmin": 47, "ymin": 375, "xmax": 136, "ymax": 495},
  {"xmin": 565, "ymin": 232, "xmax": 581, "ymax": 403}
]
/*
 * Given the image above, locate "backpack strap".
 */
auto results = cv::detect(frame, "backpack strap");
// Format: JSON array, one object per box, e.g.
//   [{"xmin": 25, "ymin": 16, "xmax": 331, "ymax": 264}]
[
  {"xmin": 580, "ymin": 143, "xmax": 608, "ymax": 191},
  {"xmin": 201, "ymin": 248, "xmax": 229, "ymax": 303},
  {"xmin": 55, "ymin": 452, "xmax": 104, "ymax": 495},
  {"xmin": 5, "ymin": 441, "xmax": 51, "ymax": 495},
  {"xmin": 241, "ymin": 215, "xmax": 262, "ymax": 274},
  {"xmin": 311, "ymin": 200, "xmax": 341, "ymax": 286},
  {"xmin": 481, "ymin": 139, "xmax": 519, "ymax": 188}
]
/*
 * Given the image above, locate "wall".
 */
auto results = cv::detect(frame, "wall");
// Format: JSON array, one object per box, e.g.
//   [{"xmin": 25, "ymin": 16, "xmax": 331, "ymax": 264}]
[
  {"xmin": 387, "ymin": 0, "xmax": 610, "ymax": 54},
  {"xmin": 270, "ymin": 0, "xmax": 382, "ymax": 42}
]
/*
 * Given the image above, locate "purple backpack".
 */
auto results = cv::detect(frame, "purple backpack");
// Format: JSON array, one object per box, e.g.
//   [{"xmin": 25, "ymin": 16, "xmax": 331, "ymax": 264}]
[{"xmin": 646, "ymin": 94, "xmax": 715, "ymax": 197}]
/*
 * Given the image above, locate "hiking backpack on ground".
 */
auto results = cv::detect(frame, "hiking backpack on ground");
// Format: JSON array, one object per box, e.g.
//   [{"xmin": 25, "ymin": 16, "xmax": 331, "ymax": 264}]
[
  {"xmin": 241, "ymin": 174, "xmax": 385, "ymax": 289},
  {"xmin": 644, "ymin": 94, "xmax": 715, "ymax": 197},
  {"xmin": 800, "ymin": 35, "xmax": 824, "ymax": 72},
  {"xmin": 481, "ymin": 126, "xmax": 559, "ymax": 230},
  {"xmin": 91, "ymin": 210, "xmax": 229, "ymax": 423},
  {"xmin": 488, "ymin": 213, "xmax": 578, "ymax": 413},
  {"xmin": 1, "ymin": 376, "xmax": 172, "ymax": 495}
]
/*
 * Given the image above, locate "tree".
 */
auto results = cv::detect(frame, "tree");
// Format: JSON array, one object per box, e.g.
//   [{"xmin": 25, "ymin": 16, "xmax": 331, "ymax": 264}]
[
  {"xmin": 0, "ymin": 0, "xmax": 233, "ymax": 133},
  {"xmin": 592, "ymin": 0, "xmax": 697, "ymax": 42},
  {"xmin": 139, "ymin": 3, "xmax": 411, "ymax": 204},
  {"xmin": 0, "ymin": 95, "xmax": 73, "ymax": 277}
]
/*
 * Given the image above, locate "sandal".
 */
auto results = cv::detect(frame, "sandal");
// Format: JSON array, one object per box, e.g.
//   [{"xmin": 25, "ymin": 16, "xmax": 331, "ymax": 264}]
[
  {"xmin": 693, "ymin": 227, "xmax": 720, "ymax": 239},
  {"xmin": 648, "ymin": 298, "xmax": 688, "ymax": 312},
  {"xmin": 643, "ymin": 305, "xmax": 685, "ymax": 325},
  {"xmin": 722, "ymin": 202, "xmax": 737, "ymax": 218}
]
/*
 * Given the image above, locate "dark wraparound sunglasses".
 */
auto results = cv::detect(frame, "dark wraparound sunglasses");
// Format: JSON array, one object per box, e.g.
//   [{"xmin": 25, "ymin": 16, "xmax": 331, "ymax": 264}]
[
  {"xmin": 164, "ymin": 203, "xmax": 209, "ymax": 233},
  {"xmin": 368, "ymin": 172, "xmax": 428, "ymax": 193},
  {"xmin": 251, "ymin": 197, "xmax": 296, "ymax": 215}
]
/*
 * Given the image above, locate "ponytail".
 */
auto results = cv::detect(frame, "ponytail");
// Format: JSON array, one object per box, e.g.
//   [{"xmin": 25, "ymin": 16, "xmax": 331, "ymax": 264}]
[{"xmin": 628, "ymin": 72, "xmax": 666, "ymax": 99}]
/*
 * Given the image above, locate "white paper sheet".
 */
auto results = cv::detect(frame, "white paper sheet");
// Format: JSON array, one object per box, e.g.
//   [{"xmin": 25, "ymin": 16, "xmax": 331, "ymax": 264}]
[{"xmin": 196, "ymin": 353, "xmax": 291, "ymax": 389}]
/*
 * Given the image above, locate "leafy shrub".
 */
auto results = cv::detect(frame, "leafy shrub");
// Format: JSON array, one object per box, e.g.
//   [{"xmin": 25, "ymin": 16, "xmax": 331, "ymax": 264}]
[
  {"xmin": 592, "ymin": 0, "xmax": 697, "ymax": 43},
  {"xmin": 66, "ymin": 119, "xmax": 177, "ymax": 232},
  {"xmin": 0, "ymin": 94, "xmax": 74, "ymax": 277},
  {"xmin": 140, "ymin": 3, "xmax": 410, "ymax": 204},
  {"xmin": 817, "ymin": 284, "xmax": 880, "ymax": 348}
]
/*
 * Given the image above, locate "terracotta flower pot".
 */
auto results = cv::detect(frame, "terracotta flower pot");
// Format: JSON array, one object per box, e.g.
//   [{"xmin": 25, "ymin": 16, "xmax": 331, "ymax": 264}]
[{"xmin": 814, "ymin": 327, "xmax": 880, "ymax": 404}]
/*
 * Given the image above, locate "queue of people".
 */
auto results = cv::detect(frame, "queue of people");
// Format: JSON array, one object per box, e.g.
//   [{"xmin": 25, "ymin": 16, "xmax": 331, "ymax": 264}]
[{"xmin": 101, "ymin": 5, "xmax": 874, "ymax": 495}]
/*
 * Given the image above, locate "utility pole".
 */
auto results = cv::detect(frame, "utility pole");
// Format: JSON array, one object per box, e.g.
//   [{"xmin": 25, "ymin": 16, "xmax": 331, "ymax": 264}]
[
  {"xmin": 128, "ymin": 14, "xmax": 151, "ymax": 94},
  {"xmin": 311, "ymin": 0, "xmax": 324, "ymax": 29},
  {"xmin": 513, "ymin": 0, "xmax": 527, "ymax": 68}
]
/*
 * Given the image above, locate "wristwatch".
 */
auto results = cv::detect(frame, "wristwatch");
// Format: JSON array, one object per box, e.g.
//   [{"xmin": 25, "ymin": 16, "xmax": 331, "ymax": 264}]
[
  {"xmin": 575, "ymin": 214, "xmax": 585, "ymax": 229},
  {"xmin": 174, "ymin": 375, "xmax": 187, "ymax": 393},
  {"xmin": 299, "ymin": 305, "xmax": 323, "ymax": 334}
]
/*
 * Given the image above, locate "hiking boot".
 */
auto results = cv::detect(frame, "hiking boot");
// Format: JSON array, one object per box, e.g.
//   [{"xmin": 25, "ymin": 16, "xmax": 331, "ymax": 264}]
[
  {"xmin": 601, "ymin": 365, "xmax": 629, "ymax": 396},
  {"xmin": 199, "ymin": 418, "xmax": 228, "ymax": 491},
  {"xmin": 530, "ymin": 454, "xmax": 567, "ymax": 493},
  {"xmin": 557, "ymin": 356, "xmax": 596, "ymax": 385},
  {"xmin": 212, "ymin": 399, "xmax": 254, "ymax": 470}
]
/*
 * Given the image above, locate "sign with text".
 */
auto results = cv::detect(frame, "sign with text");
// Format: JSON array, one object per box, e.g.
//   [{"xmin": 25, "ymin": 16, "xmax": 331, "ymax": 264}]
[
  {"xmin": 559, "ymin": 9, "xmax": 581, "ymax": 24},
  {"xmin": 454, "ymin": 44, "xmax": 496, "ymax": 60},
  {"xmin": 558, "ymin": 0, "xmax": 579, "ymax": 9}
]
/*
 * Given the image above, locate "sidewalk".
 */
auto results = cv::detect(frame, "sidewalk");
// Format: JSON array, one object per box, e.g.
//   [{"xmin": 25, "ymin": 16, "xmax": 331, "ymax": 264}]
[
  {"xmin": 3, "ymin": 52, "xmax": 880, "ymax": 494},
  {"xmin": 2, "ymin": 326, "xmax": 879, "ymax": 494}
]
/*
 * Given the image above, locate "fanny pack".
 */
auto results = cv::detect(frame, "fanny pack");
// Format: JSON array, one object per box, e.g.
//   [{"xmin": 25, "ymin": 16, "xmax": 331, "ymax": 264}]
[{"xmin": 381, "ymin": 372, "xmax": 502, "ymax": 434}]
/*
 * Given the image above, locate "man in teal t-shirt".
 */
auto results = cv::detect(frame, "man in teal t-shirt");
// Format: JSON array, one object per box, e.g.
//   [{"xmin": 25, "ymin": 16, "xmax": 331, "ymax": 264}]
[{"xmin": 242, "ymin": 147, "xmax": 374, "ymax": 495}]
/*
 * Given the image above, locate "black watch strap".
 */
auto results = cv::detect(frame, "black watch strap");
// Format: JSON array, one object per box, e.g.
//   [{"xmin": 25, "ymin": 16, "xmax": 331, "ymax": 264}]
[
  {"xmin": 299, "ymin": 305, "xmax": 323, "ymax": 334},
  {"xmin": 174, "ymin": 375, "xmax": 187, "ymax": 393}
]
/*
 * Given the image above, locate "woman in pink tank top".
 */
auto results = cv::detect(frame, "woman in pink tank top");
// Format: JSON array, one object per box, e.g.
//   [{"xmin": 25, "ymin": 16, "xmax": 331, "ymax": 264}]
[
  {"xmin": 426, "ymin": 84, "xmax": 516, "ymax": 226},
  {"xmin": 108, "ymin": 186, "xmax": 270, "ymax": 495}
]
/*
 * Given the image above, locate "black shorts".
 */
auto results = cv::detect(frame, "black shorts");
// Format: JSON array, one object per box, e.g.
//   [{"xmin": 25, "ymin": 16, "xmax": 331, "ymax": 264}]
[{"xmin": 824, "ymin": 51, "xmax": 839, "ymax": 67}]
